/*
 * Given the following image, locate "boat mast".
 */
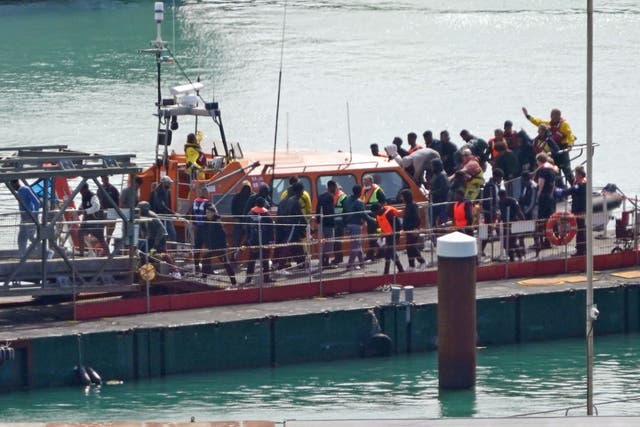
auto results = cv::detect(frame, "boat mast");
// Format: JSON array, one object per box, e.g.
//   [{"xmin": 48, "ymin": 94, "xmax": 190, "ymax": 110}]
[
  {"xmin": 154, "ymin": 2, "xmax": 164, "ymax": 108},
  {"xmin": 141, "ymin": 1, "xmax": 233, "ymax": 166},
  {"xmin": 154, "ymin": 2, "xmax": 169, "ymax": 174},
  {"xmin": 585, "ymin": 0, "xmax": 595, "ymax": 416},
  {"xmin": 139, "ymin": 2, "xmax": 170, "ymax": 175},
  {"xmin": 271, "ymin": 0, "xmax": 287, "ymax": 191}
]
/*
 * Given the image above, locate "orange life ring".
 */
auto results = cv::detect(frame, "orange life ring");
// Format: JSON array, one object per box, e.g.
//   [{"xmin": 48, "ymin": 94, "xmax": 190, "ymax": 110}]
[{"xmin": 545, "ymin": 211, "xmax": 578, "ymax": 246}]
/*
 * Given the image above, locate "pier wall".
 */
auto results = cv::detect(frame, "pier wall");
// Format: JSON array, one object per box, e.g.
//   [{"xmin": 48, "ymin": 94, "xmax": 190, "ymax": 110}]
[
  {"xmin": 1, "ymin": 284, "xmax": 639, "ymax": 392},
  {"xmin": 75, "ymin": 250, "xmax": 639, "ymax": 320}
]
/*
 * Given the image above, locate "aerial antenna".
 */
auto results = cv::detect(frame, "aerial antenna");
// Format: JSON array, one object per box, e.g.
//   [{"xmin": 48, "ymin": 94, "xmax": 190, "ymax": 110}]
[
  {"xmin": 195, "ymin": 75, "xmax": 200, "ymax": 133},
  {"xmin": 153, "ymin": 1, "xmax": 166, "ymax": 107},
  {"xmin": 138, "ymin": 2, "xmax": 173, "ymax": 108},
  {"xmin": 172, "ymin": 0, "xmax": 177, "ymax": 81},
  {"xmin": 270, "ymin": 0, "xmax": 287, "ymax": 193},
  {"xmin": 154, "ymin": 2, "xmax": 164, "ymax": 49},
  {"xmin": 172, "ymin": 0, "xmax": 176, "ymax": 54},
  {"xmin": 137, "ymin": 2, "xmax": 170, "ymax": 174},
  {"xmin": 346, "ymin": 101, "xmax": 353, "ymax": 163}
]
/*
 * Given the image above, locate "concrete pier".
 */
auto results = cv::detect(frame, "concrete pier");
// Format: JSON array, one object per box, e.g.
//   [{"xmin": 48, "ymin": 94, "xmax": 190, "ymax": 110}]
[{"xmin": 0, "ymin": 266, "xmax": 639, "ymax": 392}]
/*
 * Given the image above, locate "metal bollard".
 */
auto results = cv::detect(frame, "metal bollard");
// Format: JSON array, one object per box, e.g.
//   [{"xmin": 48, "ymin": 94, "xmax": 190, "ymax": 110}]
[
  {"xmin": 404, "ymin": 285, "xmax": 414, "ymax": 303},
  {"xmin": 391, "ymin": 285, "xmax": 402, "ymax": 304}
]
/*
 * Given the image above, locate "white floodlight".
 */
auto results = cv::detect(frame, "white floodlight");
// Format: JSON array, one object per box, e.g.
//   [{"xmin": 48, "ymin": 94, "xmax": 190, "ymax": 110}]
[{"xmin": 170, "ymin": 82, "xmax": 204, "ymax": 97}]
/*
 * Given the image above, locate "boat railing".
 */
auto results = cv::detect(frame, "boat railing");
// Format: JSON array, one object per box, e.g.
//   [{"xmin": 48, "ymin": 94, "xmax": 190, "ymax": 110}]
[
  {"xmin": 0, "ymin": 144, "xmax": 69, "ymax": 153},
  {"xmin": 261, "ymin": 159, "xmax": 387, "ymax": 175},
  {"xmin": 568, "ymin": 142, "xmax": 598, "ymax": 164},
  {"xmin": 1, "ymin": 196, "xmax": 638, "ymax": 300},
  {"xmin": 121, "ymin": 195, "xmax": 638, "ymax": 289}
]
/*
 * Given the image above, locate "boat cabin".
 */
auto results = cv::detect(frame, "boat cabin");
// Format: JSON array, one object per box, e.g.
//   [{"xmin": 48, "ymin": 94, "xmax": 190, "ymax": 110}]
[{"xmin": 137, "ymin": 147, "xmax": 428, "ymax": 217}]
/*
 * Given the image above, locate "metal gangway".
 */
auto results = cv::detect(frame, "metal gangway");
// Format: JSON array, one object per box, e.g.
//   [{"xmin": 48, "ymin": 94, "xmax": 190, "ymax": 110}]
[{"xmin": 0, "ymin": 145, "xmax": 140, "ymax": 297}]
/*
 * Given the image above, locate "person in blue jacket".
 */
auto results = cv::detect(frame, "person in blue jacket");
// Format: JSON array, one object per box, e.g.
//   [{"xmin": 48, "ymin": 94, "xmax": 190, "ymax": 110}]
[{"xmin": 10, "ymin": 179, "xmax": 41, "ymax": 257}]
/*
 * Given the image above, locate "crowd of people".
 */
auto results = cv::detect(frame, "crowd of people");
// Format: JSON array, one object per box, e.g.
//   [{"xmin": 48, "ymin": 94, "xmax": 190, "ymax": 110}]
[
  {"xmin": 215, "ymin": 102, "xmax": 587, "ymax": 278},
  {"xmin": 125, "ymin": 168, "xmax": 426, "ymax": 283},
  {"xmin": 10, "ymin": 110, "xmax": 588, "ymax": 285},
  {"xmin": 369, "ymin": 107, "xmax": 585, "ymax": 260}
]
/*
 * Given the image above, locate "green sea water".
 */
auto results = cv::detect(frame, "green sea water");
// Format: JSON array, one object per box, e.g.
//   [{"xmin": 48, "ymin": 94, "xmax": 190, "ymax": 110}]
[
  {"xmin": 0, "ymin": 334, "xmax": 639, "ymax": 421},
  {"xmin": 2, "ymin": 0, "xmax": 640, "ymax": 193},
  {"xmin": 1, "ymin": 0, "xmax": 640, "ymax": 421}
]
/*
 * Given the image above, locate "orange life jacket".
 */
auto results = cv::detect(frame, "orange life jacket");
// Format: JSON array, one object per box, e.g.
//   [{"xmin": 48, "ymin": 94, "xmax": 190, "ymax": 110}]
[
  {"xmin": 250, "ymin": 206, "xmax": 269, "ymax": 214},
  {"xmin": 488, "ymin": 138, "xmax": 503, "ymax": 159},
  {"xmin": 453, "ymin": 201, "xmax": 468, "ymax": 227},
  {"xmin": 408, "ymin": 145, "xmax": 423, "ymax": 154},
  {"xmin": 376, "ymin": 205, "xmax": 399, "ymax": 234}
]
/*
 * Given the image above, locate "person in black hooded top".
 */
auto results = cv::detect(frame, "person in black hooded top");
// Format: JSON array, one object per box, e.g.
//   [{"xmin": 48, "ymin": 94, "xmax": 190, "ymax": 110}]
[
  {"xmin": 201, "ymin": 205, "xmax": 237, "ymax": 286},
  {"xmin": 243, "ymin": 183, "xmax": 272, "ymax": 216},
  {"xmin": 231, "ymin": 181, "xmax": 253, "ymax": 263},
  {"xmin": 245, "ymin": 197, "xmax": 275, "ymax": 285},
  {"xmin": 429, "ymin": 158, "xmax": 450, "ymax": 226},
  {"xmin": 278, "ymin": 182, "xmax": 308, "ymax": 270},
  {"xmin": 401, "ymin": 189, "xmax": 427, "ymax": 271}
]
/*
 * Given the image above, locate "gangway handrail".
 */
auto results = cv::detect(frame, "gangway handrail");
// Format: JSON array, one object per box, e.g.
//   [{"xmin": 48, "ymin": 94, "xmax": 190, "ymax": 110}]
[
  {"xmin": 0, "ymin": 153, "xmax": 137, "ymax": 166},
  {"xmin": 0, "ymin": 145, "xmax": 69, "ymax": 152}
]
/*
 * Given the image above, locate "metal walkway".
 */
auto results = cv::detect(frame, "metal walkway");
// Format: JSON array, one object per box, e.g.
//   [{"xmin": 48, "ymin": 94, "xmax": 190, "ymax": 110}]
[{"xmin": 0, "ymin": 145, "xmax": 140, "ymax": 296}]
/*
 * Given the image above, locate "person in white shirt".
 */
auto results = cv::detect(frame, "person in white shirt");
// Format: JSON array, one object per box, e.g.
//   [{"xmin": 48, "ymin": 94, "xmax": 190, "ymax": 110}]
[{"xmin": 78, "ymin": 183, "xmax": 109, "ymax": 257}]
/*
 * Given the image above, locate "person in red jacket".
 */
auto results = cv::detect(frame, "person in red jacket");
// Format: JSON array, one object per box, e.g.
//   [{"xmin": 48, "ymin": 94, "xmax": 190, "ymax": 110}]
[
  {"xmin": 372, "ymin": 203, "xmax": 404, "ymax": 275},
  {"xmin": 451, "ymin": 189, "xmax": 474, "ymax": 236},
  {"xmin": 407, "ymin": 132, "xmax": 424, "ymax": 154},
  {"xmin": 245, "ymin": 197, "xmax": 275, "ymax": 285}
]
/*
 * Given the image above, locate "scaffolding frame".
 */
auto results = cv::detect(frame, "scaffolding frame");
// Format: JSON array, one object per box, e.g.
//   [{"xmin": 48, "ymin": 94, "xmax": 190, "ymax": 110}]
[{"xmin": 0, "ymin": 145, "xmax": 141, "ymax": 296}]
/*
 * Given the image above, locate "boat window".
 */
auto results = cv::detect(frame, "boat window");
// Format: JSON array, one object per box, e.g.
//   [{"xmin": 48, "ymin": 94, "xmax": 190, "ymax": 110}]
[
  {"xmin": 211, "ymin": 195, "xmax": 232, "ymax": 215},
  {"xmin": 316, "ymin": 174, "xmax": 357, "ymax": 197},
  {"xmin": 271, "ymin": 176, "xmax": 312, "ymax": 205},
  {"xmin": 362, "ymin": 171, "xmax": 409, "ymax": 204}
]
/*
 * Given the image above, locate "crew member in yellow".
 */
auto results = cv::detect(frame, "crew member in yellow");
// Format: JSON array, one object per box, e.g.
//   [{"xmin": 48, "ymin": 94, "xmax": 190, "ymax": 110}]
[
  {"xmin": 332, "ymin": 183, "xmax": 348, "ymax": 265},
  {"xmin": 280, "ymin": 176, "xmax": 312, "ymax": 217},
  {"xmin": 277, "ymin": 176, "xmax": 313, "ymax": 271},
  {"xmin": 184, "ymin": 132, "xmax": 207, "ymax": 180},
  {"xmin": 361, "ymin": 174, "xmax": 386, "ymax": 261},
  {"xmin": 452, "ymin": 148, "xmax": 484, "ymax": 201},
  {"xmin": 361, "ymin": 175, "xmax": 386, "ymax": 208},
  {"xmin": 522, "ymin": 107, "xmax": 575, "ymax": 184}
]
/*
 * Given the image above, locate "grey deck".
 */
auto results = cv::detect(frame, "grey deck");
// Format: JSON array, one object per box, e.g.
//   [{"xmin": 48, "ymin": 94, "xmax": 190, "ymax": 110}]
[{"xmin": 0, "ymin": 256, "xmax": 135, "ymax": 297}]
